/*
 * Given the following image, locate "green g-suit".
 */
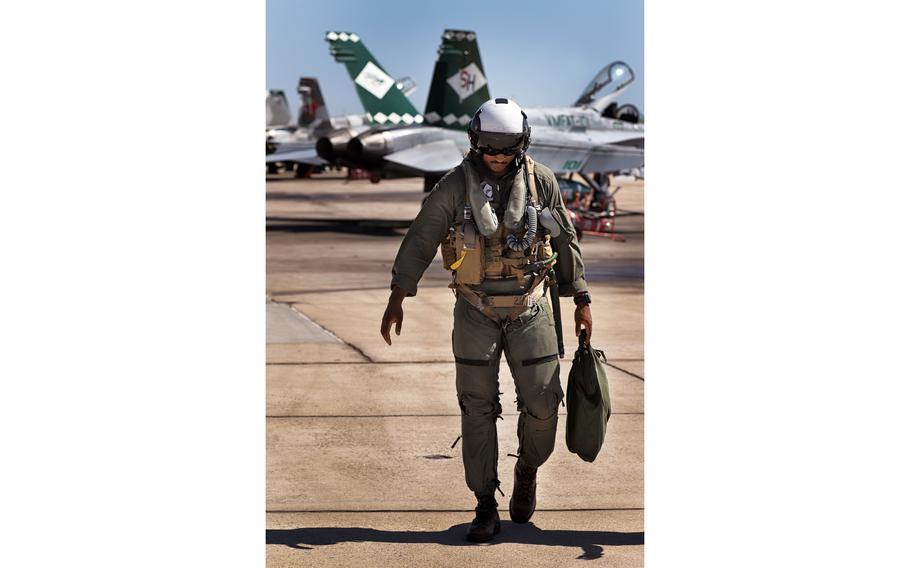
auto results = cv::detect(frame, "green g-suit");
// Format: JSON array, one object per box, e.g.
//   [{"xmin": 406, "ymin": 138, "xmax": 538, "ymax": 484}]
[{"xmin": 390, "ymin": 153, "xmax": 588, "ymax": 499}]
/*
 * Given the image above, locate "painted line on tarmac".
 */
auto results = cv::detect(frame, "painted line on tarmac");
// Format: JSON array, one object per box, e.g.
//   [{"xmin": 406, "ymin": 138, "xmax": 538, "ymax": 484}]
[
  {"xmin": 270, "ymin": 286, "xmax": 393, "ymax": 296},
  {"xmin": 606, "ymin": 362, "xmax": 644, "ymax": 382},
  {"xmin": 267, "ymin": 507, "xmax": 644, "ymax": 514},
  {"xmin": 264, "ymin": 362, "xmax": 445, "ymax": 366},
  {"xmin": 266, "ymin": 412, "xmax": 643, "ymax": 419},
  {"xmin": 266, "ymin": 362, "xmax": 455, "ymax": 366},
  {"xmin": 267, "ymin": 359, "xmax": 644, "ymax": 366},
  {"xmin": 269, "ymin": 299, "xmax": 376, "ymax": 364}
]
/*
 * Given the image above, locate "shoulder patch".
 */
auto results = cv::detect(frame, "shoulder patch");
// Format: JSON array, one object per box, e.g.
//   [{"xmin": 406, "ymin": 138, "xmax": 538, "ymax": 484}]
[{"xmin": 481, "ymin": 182, "xmax": 493, "ymax": 201}]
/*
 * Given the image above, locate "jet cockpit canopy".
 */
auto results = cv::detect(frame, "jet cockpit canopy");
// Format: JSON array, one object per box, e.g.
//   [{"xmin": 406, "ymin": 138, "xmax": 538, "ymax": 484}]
[{"xmin": 573, "ymin": 61, "xmax": 635, "ymax": 116}]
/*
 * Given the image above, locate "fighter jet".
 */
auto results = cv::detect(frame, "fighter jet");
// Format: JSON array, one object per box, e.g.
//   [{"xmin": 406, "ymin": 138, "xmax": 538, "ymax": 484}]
[
  {"xmin": 266, "ymin": 32, "xmax": 420, "ymax": 177},
  {"xmin": 518, "ymin": 61, "xmax": 644, "ymax": 184},
  {"xmin": 316, "ymin": 29, "xmax": 489, "ymax": 189},
  {"xmin": 307, "ymin": 31, "xmax": 424, "ymax": 178},
  {"xmin": 318, "ymin": 29, "xmax": 644, "ymax": 193},
  {"xmin": 266, "ymin": 89, "xmax": 293, "ymax": 129}
]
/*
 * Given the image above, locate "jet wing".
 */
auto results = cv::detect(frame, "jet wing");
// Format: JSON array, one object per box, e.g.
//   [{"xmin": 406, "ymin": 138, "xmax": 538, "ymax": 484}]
[
  {"xmin": 579, "ymin": 144, "xmax": 644, "ymax": 173},
  {"xmin": 383, "ymin": 139, "xmax": 464, "ymax": 174},
  {"xmin": 582, "ymin": 144, "xmax": 645, "ymax": 172},
  {"xmin": 529, "ymin": 138, "xmax": 643, "ymax": 174},
  {"xmin": 265, "ymin": 148, "xmax": 325, "ymax": 164},
  {"xmin": 527, "ymin": 126, "xmax": 644, "ymax": 174}
]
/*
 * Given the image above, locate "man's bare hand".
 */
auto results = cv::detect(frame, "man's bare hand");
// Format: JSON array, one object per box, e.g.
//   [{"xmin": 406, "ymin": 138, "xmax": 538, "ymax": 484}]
[
  {"xmin": 574, "ymin": 304, "xmax": 593, "ymax": 346},
  {"xmin": 380, "ymin": 286, "xmax": 409, "ymax": 346}
]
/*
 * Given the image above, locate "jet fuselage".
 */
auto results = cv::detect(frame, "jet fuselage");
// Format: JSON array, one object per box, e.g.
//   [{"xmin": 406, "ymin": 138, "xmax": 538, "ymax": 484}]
[{"xmin": 343, "ymin": 106, "xmax": 645, "ymax": 175}]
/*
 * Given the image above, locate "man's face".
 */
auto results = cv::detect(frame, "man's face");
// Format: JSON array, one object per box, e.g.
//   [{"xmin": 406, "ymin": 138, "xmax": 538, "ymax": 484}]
[{"xmin": 482, "ymin": 152, "xmax": 513, "ymax": 176}]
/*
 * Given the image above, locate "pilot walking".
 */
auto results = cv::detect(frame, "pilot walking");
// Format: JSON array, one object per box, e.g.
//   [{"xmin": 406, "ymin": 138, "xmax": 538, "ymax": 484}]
[{"xmin": 380, "ymin": 99, "xmax": 593, "ymax": 542}]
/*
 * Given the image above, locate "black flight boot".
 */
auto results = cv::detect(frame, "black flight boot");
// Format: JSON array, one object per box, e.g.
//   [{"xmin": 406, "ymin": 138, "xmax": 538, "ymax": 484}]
[
  {"xmin": 509, "ymin": 460, "xmax": 538, "ymax": 523},
  {"xmin": 466, "ymin": 495, "xmax": 500, "ymax": 542}
]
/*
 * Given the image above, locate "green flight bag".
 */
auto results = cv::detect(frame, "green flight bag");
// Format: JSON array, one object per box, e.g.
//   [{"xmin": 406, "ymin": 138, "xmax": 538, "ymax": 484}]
[{"xmin": 566, "ymin": 329, "xmax": 612, "ymax": 462}]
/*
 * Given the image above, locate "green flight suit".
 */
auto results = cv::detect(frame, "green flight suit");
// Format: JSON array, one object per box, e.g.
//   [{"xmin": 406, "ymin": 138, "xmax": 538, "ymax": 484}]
[{"xmin": 390, "ymin": 153, "xmax": 588, "ymax": 499}]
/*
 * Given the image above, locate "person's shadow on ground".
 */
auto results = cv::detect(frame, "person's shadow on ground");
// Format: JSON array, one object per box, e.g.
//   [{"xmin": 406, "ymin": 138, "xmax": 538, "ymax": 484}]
[{"xmin": 266, "ymin": 522, "xmax": 644, "ymax": 561}]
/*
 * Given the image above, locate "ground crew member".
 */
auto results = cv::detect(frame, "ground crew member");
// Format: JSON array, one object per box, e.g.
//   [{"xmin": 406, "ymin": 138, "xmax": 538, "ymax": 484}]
[{"xmin": 380, "ymin": 98, "xmax": 593, "ymax": 542}]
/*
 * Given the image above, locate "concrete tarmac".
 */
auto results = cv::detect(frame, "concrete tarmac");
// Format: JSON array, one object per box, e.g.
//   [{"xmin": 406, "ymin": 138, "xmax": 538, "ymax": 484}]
[{"xmin": 266, "ymin": 169, "xmax": 644, "ymax": 566}]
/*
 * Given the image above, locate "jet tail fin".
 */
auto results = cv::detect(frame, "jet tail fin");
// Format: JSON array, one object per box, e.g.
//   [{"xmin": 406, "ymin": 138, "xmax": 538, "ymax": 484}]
[
  {"xmin": 296, "ymin": 77, "xmax": 329, "ymax": 128},
  {"xmin": 325, "ymin": 31, "xmax": 421, "ymax": 125},
  {"xmin": 423, "ymin": 30, "xmax": 490, "ymax": 130},
  {"xmin": 266, "ymin": 90, "xmax": 293, "ymax": 127},
  {"xmin": 395, "ymin": 76, "xmax": 418, "ymax": 98}
]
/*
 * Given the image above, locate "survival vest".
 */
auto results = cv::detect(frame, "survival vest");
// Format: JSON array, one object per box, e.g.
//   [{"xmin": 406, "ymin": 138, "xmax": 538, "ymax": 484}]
[{"xmin": 440, "ymin": 157, "xmax": 557, "ymax": 323}]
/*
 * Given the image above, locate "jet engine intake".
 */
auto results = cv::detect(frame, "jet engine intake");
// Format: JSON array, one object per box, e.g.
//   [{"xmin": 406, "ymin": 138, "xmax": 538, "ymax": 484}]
[
  {"xmin": 315, "ymin": 127, "xmax": 362, "ymax": 163},
  {"xmin": 347, "ymin": 131, "xmax": 390, "ymax": 166}
]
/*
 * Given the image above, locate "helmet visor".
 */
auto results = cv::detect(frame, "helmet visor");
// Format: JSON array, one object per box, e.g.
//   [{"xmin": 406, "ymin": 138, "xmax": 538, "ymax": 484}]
[{"xmin": 474, "ymin": 131, "xmax": 525, "ymax": 156}]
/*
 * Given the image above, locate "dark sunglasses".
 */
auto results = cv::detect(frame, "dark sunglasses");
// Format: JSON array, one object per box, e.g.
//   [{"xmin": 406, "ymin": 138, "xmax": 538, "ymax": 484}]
[
  {"xmin": 475, "ymin": 131, "xmax": 524, "ymax": 156},
  {"xmin": 477, "ymin": 143, "xmax": 521, "ymax": 156}
]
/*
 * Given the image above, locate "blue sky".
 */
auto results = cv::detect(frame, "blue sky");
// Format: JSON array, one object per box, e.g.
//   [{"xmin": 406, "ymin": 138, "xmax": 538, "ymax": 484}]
[{"xmin": 266, "ymin": 0, "xmax": 643, "ymax": 119}]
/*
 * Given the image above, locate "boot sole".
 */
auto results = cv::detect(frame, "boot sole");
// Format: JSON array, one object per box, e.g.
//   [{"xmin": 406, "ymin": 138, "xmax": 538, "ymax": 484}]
[
  {"xmin": 466, "ymin": 520, "xmax": 501, "ymax": 543},
  {"xmin": 509, "ymin": 498, "xmax": 535, "ymax": 524}
]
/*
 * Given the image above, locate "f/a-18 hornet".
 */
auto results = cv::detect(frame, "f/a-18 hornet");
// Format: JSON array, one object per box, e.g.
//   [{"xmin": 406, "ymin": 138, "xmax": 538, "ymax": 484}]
[
  {"xmin": 317, "ymin": 29, "xmax": 644, "ymax": 197},
  {"xmin": 266, "ymin": 31, "xmax": 418, "ymax": 177}
]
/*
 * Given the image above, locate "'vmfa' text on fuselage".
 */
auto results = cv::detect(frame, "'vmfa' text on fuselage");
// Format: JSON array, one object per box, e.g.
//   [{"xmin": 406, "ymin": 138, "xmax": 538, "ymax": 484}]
[{"xmin": 528, "ymin": 108, "xmax": 644, "ymax": 134}]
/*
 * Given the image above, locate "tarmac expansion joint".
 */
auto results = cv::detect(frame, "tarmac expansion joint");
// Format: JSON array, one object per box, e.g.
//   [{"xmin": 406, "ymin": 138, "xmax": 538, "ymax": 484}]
[{"xmin": 269, "ymin": 298, "xmax": 376, "ymax": 363}]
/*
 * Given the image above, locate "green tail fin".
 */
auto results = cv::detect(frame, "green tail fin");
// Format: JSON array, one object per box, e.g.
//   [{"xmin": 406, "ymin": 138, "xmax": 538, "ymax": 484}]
[
  {"xmin": 325, "ymin": 31, "xmax": 421, "ymax": 125},
  {"xmin": 423, "ymin": 29, "xmax": 490, "ymax": 130}
]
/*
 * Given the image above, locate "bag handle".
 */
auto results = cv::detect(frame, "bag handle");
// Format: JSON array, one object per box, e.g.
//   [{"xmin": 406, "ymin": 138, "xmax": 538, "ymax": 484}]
[{"xmin": 578, "ymin": 329, "xmax": 588, "ymax": 348}]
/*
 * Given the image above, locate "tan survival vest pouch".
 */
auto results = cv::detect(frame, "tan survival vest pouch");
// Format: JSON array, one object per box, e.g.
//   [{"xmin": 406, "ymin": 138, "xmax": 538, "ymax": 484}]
[
  {"xmin": 452, "ymin": 219, "xmax": 484, "ymax": 285},
  {"xmin": 440, "ymin": 227, "xmax": 457, "ymax": 269}
]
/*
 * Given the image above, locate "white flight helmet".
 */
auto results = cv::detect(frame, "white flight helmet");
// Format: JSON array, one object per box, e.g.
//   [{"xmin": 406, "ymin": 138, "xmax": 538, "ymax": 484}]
[{"xmin": 468, "ymin": 98, "xmax": 531, "ymax": 157}]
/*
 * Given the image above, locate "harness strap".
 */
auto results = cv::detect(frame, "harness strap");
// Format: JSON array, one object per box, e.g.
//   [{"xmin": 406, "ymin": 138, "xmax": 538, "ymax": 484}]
[
  {"xmin": 526, "ymin": 157, "xmax": 539, "ymax": 207},
  {"xmin": 452, "ymin": 271, "xmax": 549, "ymax": 325},
  {"xmin": 504, "ymin": 271, "xmax": 549, "ymax": 322},
  {"xmin": 451, "ymin": 283, "xmax": 502, "ymax": 322},
  {"xmin": 524, "ymin": 157, "xmax": 544, "ymax": 260}
]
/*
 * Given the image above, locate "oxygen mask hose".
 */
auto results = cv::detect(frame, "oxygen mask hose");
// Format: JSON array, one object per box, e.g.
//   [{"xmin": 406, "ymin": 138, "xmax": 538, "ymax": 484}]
[{"xmin": 506, "ymin": 205, "xmax": 538, "ymax": 251}]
